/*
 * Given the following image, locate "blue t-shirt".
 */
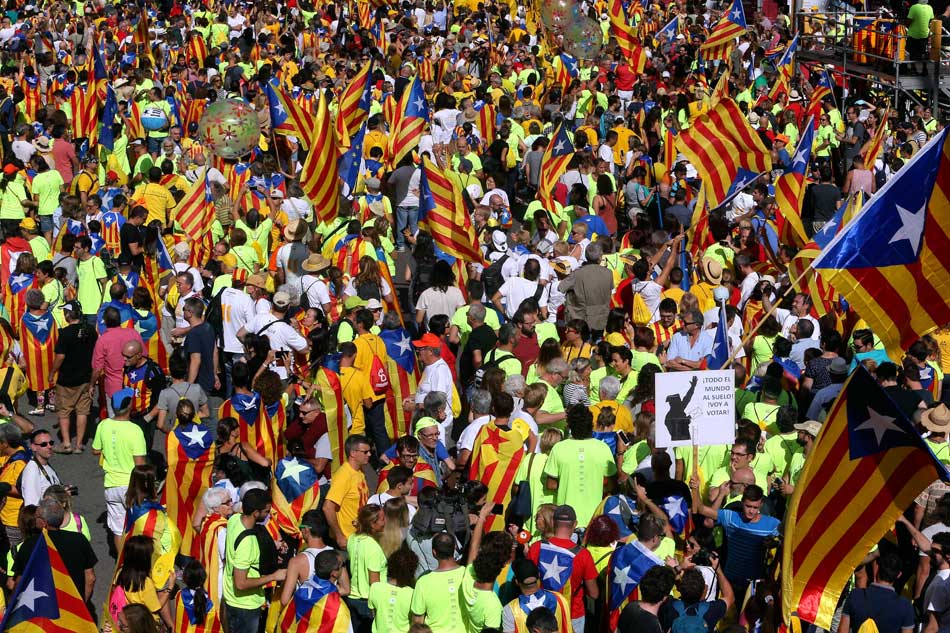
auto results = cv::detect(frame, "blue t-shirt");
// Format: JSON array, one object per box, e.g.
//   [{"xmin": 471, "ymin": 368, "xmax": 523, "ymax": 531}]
[
  {"xmin": 576, "ymin": 214, "xmax": 610, "ymax": 239},
  {"xmin": 843, "ymin": 584, "xmax": 915, "ymax": 633},
  {"xmin": 383, "ymin": 440, "xmax": 449, "ymax": 485},
  {"xmin": 592, "ymin": 431, "xmax": 618, "ymax": 456},
  {"xmin": 717, "ymin": 509, "xmax": 780, "ymax": 581}
]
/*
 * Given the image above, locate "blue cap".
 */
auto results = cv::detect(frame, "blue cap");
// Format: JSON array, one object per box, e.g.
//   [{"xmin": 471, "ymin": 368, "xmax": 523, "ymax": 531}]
[{"xmin": 111, "ymin": 388, "xmax": 135, "ymax": 412}]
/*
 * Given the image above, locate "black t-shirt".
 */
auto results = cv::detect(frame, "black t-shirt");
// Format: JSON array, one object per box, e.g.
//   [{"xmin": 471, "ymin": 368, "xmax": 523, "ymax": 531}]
[
  {"xmin": 646, "ymin": 478, "xmax": 693, "ymax": 509},
  {"xmin": 53, "ymin": 323, "xmax": 98, "ymax": 387},
  {"xmin": 810, "ymin": 183, "xmax": 843, "ymax": 223},
  {"xmin": 618, "ymin": 602, "xmax": 663, "ymax": 633},
  {"xmin": 14, "ymin": 530, "xmax": 97, "ymax": 602},
  {"xmin": 659, "ymin": 599, "xmax": 728, "ymax": 632},
  {"xmin": 119, "ymin": 222, "xmax": 145, "ymax": 271},
  {"xmin": 459, "ymin": 323, "xmax": 498, "ymax": 384},
  {"xmin": 184, "ymin": 321, "xmax": 217, "ymax": 393}
]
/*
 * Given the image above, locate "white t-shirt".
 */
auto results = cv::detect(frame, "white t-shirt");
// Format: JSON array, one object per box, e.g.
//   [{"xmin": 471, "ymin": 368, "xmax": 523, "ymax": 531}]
[
  {"xmin": 367, "ymin": 491, "xmax": 417, "ymax": 521},
  {"xmin": 416, "ymin": 357, "xmax": 455, "ymax": 441},
  {"xmin": 11, "ymin": 140, "xmax": 35, "ymax": 164},
  {"xmin": 498, "ymin": 277, "xmax": 547, "ymax": 318},
  {"xmin": 281, "ymin": 198, "xmax": 312, "ymax": 222},
  {"xmin": 221, "ymin": 287, "xmax": 256, "ymax": 354},
  {"xmin": 458, "ymin": 415, "xmax": 492, "ymax": 453},
  {"xmin": 275, "ymin": 242, "xmax": 308, "ymax": 290},
  {"xmin": 300, "ymin": 275, "xmax": 332, "ymax": 309},
  {"xmin": 629, "ymin": 279, "xmax": 664, "ymax": 324},
  {"xmin": 416, "ymin": 286, "xmax": 465, "ymax": 320},
  {"xmin": 20, "ymin": 459, "xmax": 60, "ymax": 506},
  {"xmin": 246, "ymin": 313, "xmax": 309, "ymax": 379},
  {"xmin": 432, "ymin": 109, "xmax": 461, "ymax": 145},
  {"xmin": 775, "ymin": 308, "xmax": 821, "ymax": 341}
]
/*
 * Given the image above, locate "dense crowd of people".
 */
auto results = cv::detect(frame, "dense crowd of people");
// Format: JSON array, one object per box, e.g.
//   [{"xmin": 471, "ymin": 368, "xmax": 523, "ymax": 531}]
[{"xmin": 0, "ymin": 0, "xmax": 947, "ymax": 632}]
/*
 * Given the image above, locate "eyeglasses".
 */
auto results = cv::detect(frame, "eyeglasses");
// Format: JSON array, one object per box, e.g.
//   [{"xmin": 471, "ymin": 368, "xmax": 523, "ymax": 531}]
[
  {"xmin": 353, "ymin": 448, "xmax": 371, "ymax": 454},
  {"xmin": 33, "ymin": 441, "xmax": 53, "ymax": 447},
  {"xmin": 681, "ymin": 321, "xmax": 696, "ymax": 327},
  {"xmin": 730, "ymin": 451, "xmax": 749, "ymax": 457},
  {"xmin": 419, "ymin": 431, "xmax": 440, "ymax": 439}
]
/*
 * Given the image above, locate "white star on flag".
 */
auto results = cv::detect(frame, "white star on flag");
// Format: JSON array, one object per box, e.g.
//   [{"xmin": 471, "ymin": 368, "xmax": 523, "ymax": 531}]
[
  {"xmin": 181, "ymin": 425, "xmax": 208, "ymax": 447},
  {"xmin": 854, "ymin": 406, "xmax": 904, "ymax": 446},
  {"xmin": 554, "ymin": 140, "xmax": 566, "ymax": 153},
  {"xmin": 11, "ymin": 273, "xmax": 30, "ymax": 288},
  {"xmin": 280, "ymin": 458, "xmax": 310, "ymax": 484},
  {"xmin": 663, "ymin": 497, "xmax": 686, "ymax": 521},
  {"xmin": 395, "ymin": 335, "xmax": 412, "ymax": 356},
  {"xmin": 524, "ymin": 592, "xmax": 548, "ymax": 611},
  {"xmin": 889, "ymin": 202, "xmax": 927, "ymax": 257},
  {"xmin": 540, "ymin": 555, "xmax": 568, "ymax": 583},
  {"xmin": 613, "ymin": 565, "xmax": 635, "ymax": 595},
  {"xmin": 793, "ymin": 146, "xmax": 808, "ymax": 167},
  {"xmin": 13, "ymin": 579, "xmax": 48, "ymax": 614},
  {"xmin": 32, "ymin": 317, "xmax": 49, "ymax": 332}
]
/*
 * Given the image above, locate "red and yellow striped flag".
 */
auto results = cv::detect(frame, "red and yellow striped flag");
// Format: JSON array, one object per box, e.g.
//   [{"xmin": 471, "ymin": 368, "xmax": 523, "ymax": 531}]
[
  {"xmin": 538, "ymin": 123, "xmax": 576, "ymax": 210},
  {"xmin": 278, "ymin": 580, "xmax": 351, "ymax": 633},
  {"xmin": 163, "ymin": 422, "xmax": 215, "ymax": 558},
  {"xmin": 711, "ymin": 66, "xmax": 731, "ymax": 107},
  {"xmin": 782, "ymin": 367, "xmax": 949, "ymax": 628},
  {"xmin": 608, "ymin": 0, "xmax": 648, "ymax": 73},
  {"xmin": 175, "ymin": 588, "xmax": 222, "ymax": 633},
  {"xmin": 275, "ymin": 87, "xmax": 317, "ymax": 148},
  {"xmin": 172, "ymin": 168, "xmax": 214, "ymax": 236},
  {"xmin": 663, "ymin": 127, "xmax": 676, "ymax": 171},
  {"xmin": 387, "ymin": 77, "xmax": 429, "ymax": 167},
  {"xmin": 862, "ymin": 108, "xmax": 889, "ymax": 167},
  {"xmin": 469, "ymin": 423, "xmax": 526, "ymax": 531},
  {"xmin": 195, "ymin": 514, "xmax": 228, "ymax": 605},
  {"xmin": 334, "ymin": 61, "xmax": 372, "ymax": 143},
  {"xmin": 69, "ymin": 85, "xmax": 98, "ymax": 140},
  {"xmin": 674, "ymin": 98, "xmax": 771, "ymax": 208},
  {"xmin": 476, "ymin": 103, "xmax": 497, "ymax": 145},
  {"xmin": 218, "ymin": 393, "xmax": 277, "ymax": 463},
  {"xmin": 417, "ymin": 157, "xmax": 484, "ymax": 263},
  {"xmin": 699, "ymin": 0, "xmax": 746, "ymax": 61},
  {"xmin": 774, "ymin": 117, "xmax": 815, "ymax": 249},
  {"xmin": 271, "ymin": 457, "xmax": 322, "ymax": 538},
  {"xmin": 380, "ymin": 326, "xmax": 420, "ymax": 441},
  {"xmin": 180, "ymin": 99, "xmax": 208, "ymax": 135},
  {"xmin": 185, "ymin": 35, "xmax": 208, "ymax": 68},
  {"xmin": 299, "ymin": 96, "xmax": 340, "ymax": 226},
  {"xmin": 377, "ymin": 462, "xmax": 437, "ymax": 495},
  {"xmin": 311, "ymin": 367, "xmax": 347, "ymax": 465},
  {"xmin": 686, "ymin": 183, "xmax": 713, "ymax": 259},
  {"xmin": 20, "ymin": 310, "xmax": 57, "ymax": 393}
]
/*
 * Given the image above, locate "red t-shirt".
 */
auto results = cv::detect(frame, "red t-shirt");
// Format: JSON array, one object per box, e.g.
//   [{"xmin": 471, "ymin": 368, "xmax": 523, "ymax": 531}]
[
  {"xmin": 615, "ymin": 64, "xmax": 638, "ymax": 91},
  {"xmin": 527, "ymin": 537, "xmax": 598, "ymax": 619}
]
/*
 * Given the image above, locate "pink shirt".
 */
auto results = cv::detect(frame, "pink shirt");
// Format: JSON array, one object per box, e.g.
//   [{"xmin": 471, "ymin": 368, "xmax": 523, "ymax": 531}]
[
  {"xmin": 51, "ymin": 138, "xmax": 76, "ymax": 184},
  {"xmin": 92, "ymin": 326, "xmax": 145, "ymax": 395}
]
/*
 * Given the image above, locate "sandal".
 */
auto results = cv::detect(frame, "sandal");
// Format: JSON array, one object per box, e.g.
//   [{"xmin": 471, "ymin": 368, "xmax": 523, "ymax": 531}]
[
  {"xmin": 53, "ymin": 444, "xmax": 73, "ymax": 454},
  {"xmin": 75, "ymin": 444, "xmax": 85, "ymax": 453}
]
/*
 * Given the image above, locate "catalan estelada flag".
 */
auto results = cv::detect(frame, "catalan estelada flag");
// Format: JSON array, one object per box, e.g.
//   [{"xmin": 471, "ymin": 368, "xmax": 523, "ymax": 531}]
[
  {"xmin": 185, "ymin": 34, "xmax": 208, "ymax": 68},
  {"xmin": 812, "ymin": 128, "xmax": 950, "ymax": 357},
  {"xmin": 538, "ymin": 123, "xmax": 575, "ymax": 209},
  {"xmin": 686, "ymin": 183, "xmax": 713, "ymax": 259},
  {"xmin": 5, "ymin": 272, "xmax": 35, "ymax": 337},
  {"xmin": 504, "ymin": 589, "xmax": 571, "ymax": 633},
  {"xmin": 606, "ymin": 539, "xmax": 663, "ymax": 629},
  {"xmin": 475, "ymin": 102, "xmax": 497, "ymax": 145},
  {"xmin": 805, "ymin": 69, "xmax": 834, "ymax": 126},
  {"xmin": 68, "ymin": 85, "xmax": 98, "ymax": 141},
  {"xmin": 674, "ymin": 99, "xmax": 771, "ymax": 208},
  {"xmin": 299, "ymin": 95, "xmax": 340, "ymax": 226},
  {"xmin": 469, "ymin": 424, "xmax": 526, "ymax": 531},
  {"xmin": 553, "ymin": 55, "xmax": 578, "ymax": 95},
  {"xmin": 218, "ymin": 391, "xmax": 275, "ymax": 460},
  {"xmin": 699, "ymin": 0, "xmax": 747, "ymax": 61},
  {"xmin": 781, "ymin": 366, "xmax": 949, "ymax": 629},
  {"xmin": 608, "ymin": 0, "xmax": 647, "ymax": 73},
  {"xmin": 274, "ymin": 86, "xmax": 317, "ymax": 148},
  {"xmin": 774, "ymin": 116, "xmax": 815, "ymax": 249},
  {"xmin": 418, "ymin": 157, "xmax": 484, "ymax": 263},
  {"xmin": 278, "ymin": 577, "xmax": 351, "ymax": 633},
  {"xmin": 264, "ymin": 80, "xmax": 295, "ymax": 136},
  {"xmin": 770, "ymin": 34, "xmax": 799, "ymax": 93},
  {"xmin": 171, "ymin": 168, "xmax": 214, "ymax": 241},
  {"xmin": 124, "ymin": 500, "xmax": 181, "ymax": 555},
  {"xmin": 195, "ymin": 514, "xmax": 228, "ymax": 608},
  {"xmin": 387, "ymin": 77, "xmax": 429, "ymax": 168},
  {"xmin": 163, "ymin": 422, "xmax": 216, "ymax": 558},
  {"xmin": 271, "ymin": 456, "xmax": 322, "ymax": 538},
  {"xmin": 175, "ymin": 588, "xmax": 221, "ymax": 633},
  {"xmin": 20, "ymin": 310, "xmax": 57, "ymax": 393},
  {"xmin": 335, "ymin": 61, "xmax": 373, "ymax": 142},
  {"xmin": 310, "ymin": 367, "xmax": 347, "ymax": 465},
  {"xmin": 380, "ymin": 326, "xmax": 420, "ymax": 441},
  {"xmin": 0, "ymin": 530, "xmax": 98, "ymax": 633}
]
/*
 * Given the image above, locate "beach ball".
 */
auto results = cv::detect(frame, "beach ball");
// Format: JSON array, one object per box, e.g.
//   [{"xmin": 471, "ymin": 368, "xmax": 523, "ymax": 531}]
[
  {"xmin": 141, "ymin": 105, "xmax": 169, "ymax": 132},
  {"xmin": 197, "ymin": 99, "xmax": 260, "ymax": 160},
  {"xmin": 563, "ymin": 17, "xmax": 604, "ymax": 60},
  {"xmin": 540, "ymin": 0, "xmax": 581, "ymax": 35}
]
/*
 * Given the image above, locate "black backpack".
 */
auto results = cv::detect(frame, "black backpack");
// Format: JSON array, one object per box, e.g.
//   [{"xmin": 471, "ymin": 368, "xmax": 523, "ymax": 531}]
[
  {"xmin": 411, "ymin": 259, "xmax": 435, "ymax": 306},
  {"xmin": 356, "ymin": 281, "xmax": 381, "ymax": 301},
  {"xmin": 204, "ymin": 288, "xmax": 227, "ymax": 344},
  {"xmin": 474, "ymin": 350, "xmax": 515, "ymax": 388},
  {"xmin": 299, "ymin": 278, "xmax": 320, "ymax": 311},
  {"xmin": 234, "ymin": 525, "xmax": 280, "ymax": 577},
  {"xmin": 481, "ymin": 253, "xmax": 509, "ymax": 302},
  {"xmin": 410, "ymin": 490, "xmax": 470, "ymax": 543}
]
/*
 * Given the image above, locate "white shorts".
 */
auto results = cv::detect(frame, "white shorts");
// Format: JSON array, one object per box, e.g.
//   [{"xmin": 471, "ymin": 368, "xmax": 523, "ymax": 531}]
[{"xmin": 105, "ymin": 486, "xmax": 128, "ymax": 535}]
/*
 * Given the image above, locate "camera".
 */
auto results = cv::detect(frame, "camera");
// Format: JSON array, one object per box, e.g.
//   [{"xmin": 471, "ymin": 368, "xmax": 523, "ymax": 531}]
[
  {"xmin": 64, "ymin": 484, "xmax": 79, "ymax": 496},
  {"xmin": 692, "ymin": 548, "xmax": 714, "ymax": 567}
]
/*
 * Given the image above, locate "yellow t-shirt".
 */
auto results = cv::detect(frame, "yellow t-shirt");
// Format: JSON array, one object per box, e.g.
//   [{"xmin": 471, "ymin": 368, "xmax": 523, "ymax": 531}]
[
  {"xmin": 136, "ymin": 183, "xmax": 176, "ymax": 226},
  {"xmin": 325, "ymin": 462, "xmax": 369, "ymax": 541}
]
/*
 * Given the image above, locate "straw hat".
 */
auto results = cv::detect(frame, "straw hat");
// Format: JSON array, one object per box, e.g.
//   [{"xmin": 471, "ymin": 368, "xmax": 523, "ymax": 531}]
[{"xmin": 922, "ymin": 404, "xmax": 950, "ymax": 434}]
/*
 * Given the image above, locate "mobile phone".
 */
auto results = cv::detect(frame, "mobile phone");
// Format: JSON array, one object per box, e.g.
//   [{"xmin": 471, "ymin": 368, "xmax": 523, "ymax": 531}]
[
  {"xmin": 618, "ymin": 431, "xmax": 632, "ymax": 444},
  {"xmin": 491, "ymin": 503, "xmax": 504, "ymax": 515}
]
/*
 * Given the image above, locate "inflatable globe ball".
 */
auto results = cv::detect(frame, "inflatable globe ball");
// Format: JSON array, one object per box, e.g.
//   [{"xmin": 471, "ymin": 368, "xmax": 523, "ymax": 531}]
[
  {"xmin": 140, "ymin": 106, "xmax": 169, "ymax": 132},
  {"xmin": 198, "ymin": 100, "xmax": 260, "ymax": 160}
]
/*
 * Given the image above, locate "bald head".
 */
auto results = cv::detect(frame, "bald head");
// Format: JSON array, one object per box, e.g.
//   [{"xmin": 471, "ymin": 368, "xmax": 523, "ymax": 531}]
[
  {"xmin": 732, "ymin": 467, "xmax": 756, "ymax": 486},
  {"xmin": 122, "ymin": 339, "xmax": 143, "ymax": 358}
]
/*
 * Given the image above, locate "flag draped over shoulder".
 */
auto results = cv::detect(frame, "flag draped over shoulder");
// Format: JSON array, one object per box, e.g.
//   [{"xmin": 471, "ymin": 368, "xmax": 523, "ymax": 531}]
[
  {"xmin": 379, "ymin": 327, "xmax": 420, "ymax": 441},
  {"xmin": 163, "ymin": 422, "xmax": 215, "ymax": 558},
  {"xmin": 20, "ymin": 310, "xmax": 57, "ymax": 393},
  {"xmin": 0, "ymin": 530, "xmax": 99, "ymax": 633},
  {"xmin": 606, "ymin": 539, "xmax": 663, "ymax": 629},
  {"xmin": 218, "ymin": 392, "xmax": 276, "ymax": 461},
  {"xmin": 69, "ymin": 85, "xmax": 98, "ymax": 141},
  {"xmin": 782, "ymin": 367, "xmax": 949, "ymax": 628},
  {"xmin": 388, "ymin": 77, "xmax": 429, "ymax": 167},
  {"xmin": 469, "ymin": 424, "xmax": 526, "ymax": 531},
  {"xmin": 418, "ymin": 157, "xmax": 484, "ymax": 263},
  {"xmin": 774, "ymin": 116, "xmax": 815, "ymax": 248},
  {"xmin": 862, "ymin": 109, "xmax": 889, "ymax": 167},
  {"xmin": 311, "ymin": 368, "xmax": 347, "ymax": 465},
  {"xmin": 172, "ymin": 168, "xmax": 214, "ymax": 236},
  {"xmin": 271, "ymin": 457, "xmax": 322, "ymax": 538},
  {"xmin": 175, "ymin": 587, "xmax": 222, "ymax": 633},
  {"xmin": 278, "ymin": 577, "xmax": 351, "ymax": 633},
  {"xmin": 299, "ymin": 96, "xmax": 340, "ymax": 226},
  {"xmin": 674, "ymin": 99, "xmax": 771, "ymax": 208},
  {"xmin": 607, "ymin": 0, "xmax": 648, "ymax": 73},
  {"xmin": 699, "ymin": 0, "xmax": 747, "ymax": 61},
  {"xmin": 812, "ymin": 129, "xmax": 950, "ymax": 357},
  {"xmin": 538, "ymin": 123, "xmax": 575, "ymax": 209}
]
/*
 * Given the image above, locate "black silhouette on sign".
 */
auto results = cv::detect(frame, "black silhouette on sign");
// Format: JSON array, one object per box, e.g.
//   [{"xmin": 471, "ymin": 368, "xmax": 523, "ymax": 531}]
[{"xmin": 665, "ymin": 376, "xmax": 698, "ymax": 441}]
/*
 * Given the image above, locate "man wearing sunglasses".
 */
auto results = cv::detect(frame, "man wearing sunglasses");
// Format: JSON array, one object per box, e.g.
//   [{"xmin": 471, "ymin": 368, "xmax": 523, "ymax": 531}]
[{"xmin": 20, "ymin": 428, "xmax": 61, "ymax": 506}]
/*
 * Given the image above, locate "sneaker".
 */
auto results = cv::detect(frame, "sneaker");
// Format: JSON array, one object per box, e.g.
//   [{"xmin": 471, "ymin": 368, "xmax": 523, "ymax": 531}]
[
  {"xmin": 28, "ymin": 408, "xmax": 45, "ymax": 416},
  {"xmin": 45, "ymin": 403, "xmax": 56, "ymax": 411}
]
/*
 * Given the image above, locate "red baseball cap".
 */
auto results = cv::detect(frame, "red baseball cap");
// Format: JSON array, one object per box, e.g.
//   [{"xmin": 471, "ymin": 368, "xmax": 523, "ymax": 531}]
[{"xmin": 412, "ymin": 333, "xmax": 442, "ymax": 349}]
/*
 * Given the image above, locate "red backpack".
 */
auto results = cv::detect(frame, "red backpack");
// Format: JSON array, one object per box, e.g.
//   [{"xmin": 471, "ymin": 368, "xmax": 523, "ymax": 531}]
[{"xmin": 369, "ymin": 355, "xmax": 390, "ymax": 394}]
